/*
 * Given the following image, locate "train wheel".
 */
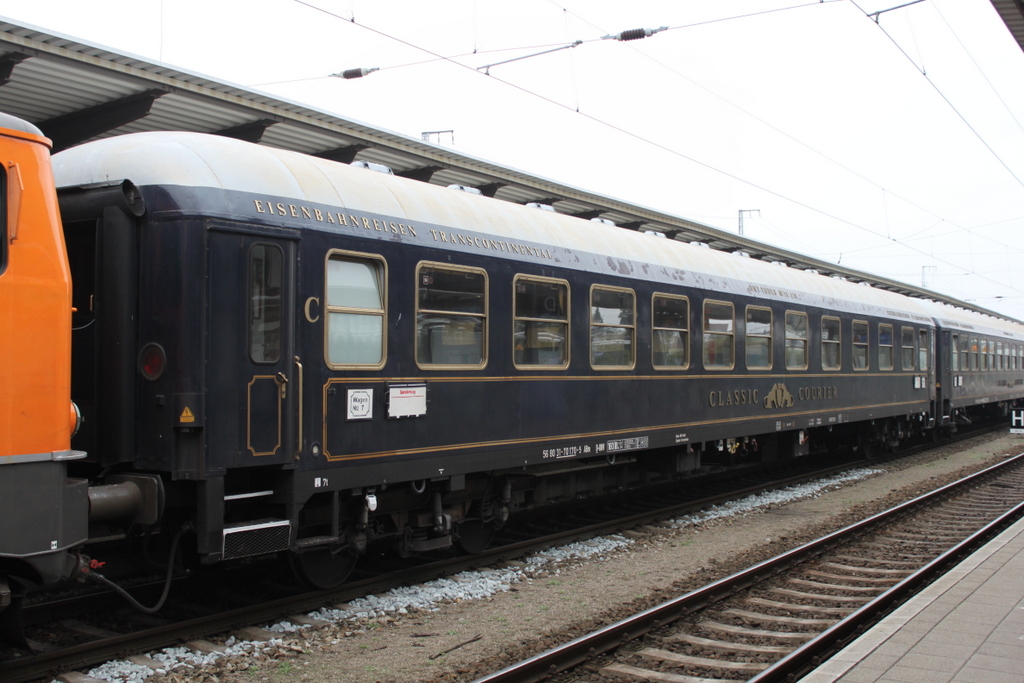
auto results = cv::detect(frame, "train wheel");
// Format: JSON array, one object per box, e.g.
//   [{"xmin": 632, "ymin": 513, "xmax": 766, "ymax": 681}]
[
  {"xmin": 289, "ymin": 546, "xmax": 358, "ymax": 590},
  {"xmin": 455, "ymin": 519, "xmax": 497, "ymax": 555}
]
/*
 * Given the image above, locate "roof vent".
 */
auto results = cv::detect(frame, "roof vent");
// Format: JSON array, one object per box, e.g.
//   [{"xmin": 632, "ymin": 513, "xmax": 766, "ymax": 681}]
[
  {"xmin": 690, "ymin": 241, "xmax": 710, "ymax": 249},
  {"xmin": 448, "ymin": 184, "xmax": 482, "ymax": 195},
  {"xmin": 591, "ymin": 218, "xmax": 615, "ymax": 226},
  {"xmin": 771, "ymin": 261, "xmax": 788, "ymax": 267},
  {"xmin": 643, "ymin": 230, "xmax": 667, "ymax": 239},
  {"xmin": 734, "ymin": 250, "xmax": 750, "ymax": 258},
  {"xmin": 350, "ymin": 160, "xmax": 394, "ymax": 175},
  {"xmin": 526, "ymin": 202, "xmax": 555, "ymax": 212}
]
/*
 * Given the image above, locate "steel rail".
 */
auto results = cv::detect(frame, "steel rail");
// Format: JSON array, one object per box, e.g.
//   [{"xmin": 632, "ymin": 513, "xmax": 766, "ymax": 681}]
[
  {"xmin": 469, "ymin": 450, "xmax": 1024, "ymax": 683},
  {"xmin": 750, "ymin": 496, "xmax": 1024, "ymax": 682}
]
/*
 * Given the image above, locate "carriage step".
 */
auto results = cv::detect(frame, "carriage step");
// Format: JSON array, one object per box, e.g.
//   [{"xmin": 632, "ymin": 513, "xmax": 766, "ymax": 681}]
[{"xmin": 222, "ymin": 519, "xmax": 290, "ymax": 559}]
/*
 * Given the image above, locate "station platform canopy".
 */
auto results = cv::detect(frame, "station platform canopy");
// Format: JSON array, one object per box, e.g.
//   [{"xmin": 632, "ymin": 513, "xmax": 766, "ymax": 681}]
[
  {"xmin": 990, "ymin": 0, "xmax": 1024, "ymax": 53},
  {"xmin": 0, "ymin": 16, "xmax": 1015, "ymax": 323}
]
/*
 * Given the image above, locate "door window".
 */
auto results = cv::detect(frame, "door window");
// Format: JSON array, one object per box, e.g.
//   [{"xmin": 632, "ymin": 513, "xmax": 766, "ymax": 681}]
[{"xmin": 249, "ymin": 244, "xmax": 283, "ymax": 364}]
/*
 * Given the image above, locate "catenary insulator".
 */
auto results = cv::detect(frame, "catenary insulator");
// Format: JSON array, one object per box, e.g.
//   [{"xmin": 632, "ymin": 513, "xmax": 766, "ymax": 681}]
[
  {"xmin": 335, "ymin": 67, "xmax": 379, "ymax": 79},
  {"xmin": 603, "ymin": 26, "xmax": 668, "ymax": 41}
]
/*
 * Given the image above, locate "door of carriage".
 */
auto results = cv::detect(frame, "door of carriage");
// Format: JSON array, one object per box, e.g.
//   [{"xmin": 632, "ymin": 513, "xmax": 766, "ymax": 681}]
[{"xmin": 208, "ymin": 228, "xmax": 299, "ymax": 468}]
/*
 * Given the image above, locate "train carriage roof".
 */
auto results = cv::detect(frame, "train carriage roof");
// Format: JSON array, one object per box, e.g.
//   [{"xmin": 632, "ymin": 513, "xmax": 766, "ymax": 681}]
[
  {"xmin": 923, "ymin": 301, "xmax": 1024, "ymax": 341},
  {"xmin": 51, "ymin": 131, "xmax": 1023, "ymax": 334}
]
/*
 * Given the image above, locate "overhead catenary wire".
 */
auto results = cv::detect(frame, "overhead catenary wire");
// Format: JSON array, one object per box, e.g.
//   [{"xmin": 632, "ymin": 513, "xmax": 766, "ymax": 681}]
[
  {"xmin": 290, "ymin": 0, "xmax": 1024, "ymax": 304},
  {"xmin": 554, "ymin": 0, "xmax": 1022, "ymax": 260},
  {"xmin": 931, "ymin": 2, "xmax": 1024, "ymax": 139},
  {"xmin": 284, "ymin": 0, "xmax": 1024, "ymax": 261},
  {"xmin": 853, "ymin": 0, "xmax": 1024, "ymax": 191},
  {"xmin": 550, "ymin": 1, "xmax": 1024, "ymax": 297}
]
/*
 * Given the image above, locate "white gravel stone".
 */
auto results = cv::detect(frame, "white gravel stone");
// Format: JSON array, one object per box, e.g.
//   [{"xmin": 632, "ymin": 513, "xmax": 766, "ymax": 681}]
[{"xmin": 670, "ymin": 467, "xmax": 884, "ymax": 528}]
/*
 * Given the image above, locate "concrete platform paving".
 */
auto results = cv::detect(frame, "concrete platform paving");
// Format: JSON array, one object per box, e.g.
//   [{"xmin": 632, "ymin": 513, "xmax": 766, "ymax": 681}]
[{"xmin": 803, "ymin": 515, "xmax": 1024, "ymax": 682}]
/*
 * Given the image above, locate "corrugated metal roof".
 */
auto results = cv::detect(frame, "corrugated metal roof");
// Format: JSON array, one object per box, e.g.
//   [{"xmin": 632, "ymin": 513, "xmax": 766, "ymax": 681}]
[{"xmin": 0, "ymin": 15, "xmax": 1015, "ymax": 323}]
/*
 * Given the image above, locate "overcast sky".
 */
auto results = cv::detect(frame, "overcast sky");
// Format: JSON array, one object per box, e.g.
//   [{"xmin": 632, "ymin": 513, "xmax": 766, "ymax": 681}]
[{"xmin": 4, "ymin": 0, "xmax": 1024, "ymax": 320}]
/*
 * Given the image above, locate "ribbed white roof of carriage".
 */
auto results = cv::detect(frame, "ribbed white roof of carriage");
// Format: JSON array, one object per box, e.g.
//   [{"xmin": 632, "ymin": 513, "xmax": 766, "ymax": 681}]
[
  {"xmin": 53, "ymin": 131, "xmax": 939, "ymax": 321},
  {"xmin": 922, "ymin": 299, "xmax": 1024, "ymax": 341}
]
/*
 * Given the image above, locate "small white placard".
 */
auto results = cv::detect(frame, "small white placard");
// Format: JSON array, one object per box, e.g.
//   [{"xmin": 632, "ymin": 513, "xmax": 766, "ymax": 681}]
[
  {"xmin": 1011, "ymin": 410, "xmax": 1024, "ymax": 434},
  {"xmin": 389, "ymin": 384, "xmax": 427, "ymax": 418},
  {"xmin": 347, "ymin": 389, "xmax": 373, "ymax": 420}
]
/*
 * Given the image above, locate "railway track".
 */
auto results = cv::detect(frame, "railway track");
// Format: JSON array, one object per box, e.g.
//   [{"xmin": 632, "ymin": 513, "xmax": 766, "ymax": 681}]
[
  {"xmin": 472, "ymin": 449, "xmax": 1024, "ymax": 683},
  {"xmin": 0, "ymin": 429, "xmax": 1004, "ymax": 683}
]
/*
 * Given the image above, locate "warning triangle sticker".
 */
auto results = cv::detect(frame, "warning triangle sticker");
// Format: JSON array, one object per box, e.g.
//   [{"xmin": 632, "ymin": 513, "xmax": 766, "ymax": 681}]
[{"xmin": 179, "ymin": 407, "xmax": 195, "ymax": 423}]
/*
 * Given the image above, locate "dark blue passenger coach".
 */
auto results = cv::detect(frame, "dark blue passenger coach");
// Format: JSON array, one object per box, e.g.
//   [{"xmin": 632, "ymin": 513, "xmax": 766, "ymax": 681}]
[{"xmin": 48, "ymin": 132, "xmax": 1024, "ymax": 587}]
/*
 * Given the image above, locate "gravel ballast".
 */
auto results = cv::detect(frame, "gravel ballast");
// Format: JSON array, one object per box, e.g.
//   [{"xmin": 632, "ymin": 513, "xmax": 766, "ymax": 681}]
[{"xmin": 73, "ymin": 432, "xmax": 1022, "ymax": 683}]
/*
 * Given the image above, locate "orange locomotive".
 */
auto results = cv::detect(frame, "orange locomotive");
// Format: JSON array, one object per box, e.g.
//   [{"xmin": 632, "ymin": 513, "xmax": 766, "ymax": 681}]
[{"xmin": 0, "ymin": 112, "xmax": 87, "ymax": 612}]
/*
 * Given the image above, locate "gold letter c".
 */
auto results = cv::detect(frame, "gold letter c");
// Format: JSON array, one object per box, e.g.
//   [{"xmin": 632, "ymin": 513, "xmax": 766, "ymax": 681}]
[{"xmin": 304, "ymin": 297, "xmax": 320, "ymax": 323}]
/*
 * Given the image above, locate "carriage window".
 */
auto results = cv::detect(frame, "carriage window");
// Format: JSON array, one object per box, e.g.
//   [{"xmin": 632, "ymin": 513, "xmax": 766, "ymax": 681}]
[
  {"xmin": 416, "ymin": 263, "xmax": 487, "ymax": 367},
  {"xmin": 901, "ymin": 327, "xmax": 915, "ymax": 371},
  {"xmin": 959, "ymin": 336, "xmax": 969, "ymax": 372},
  {"xmin": 249, "ymin": 244, "xmax": 283, "ymax": 364},
  {"xmin": 878, "ymin": 323, "xmax": 894, "ymax": 370},
  {"xmin": 653, "ymin": 294, "xmax": 689, "ymax": 369},
  {"xmin": 951, "ymin": 334, "xmax": 960, "ymax": 372},
  {"xmin": 996, "ymin": 341, "xmax": 1004, "ymax": 370},
  {"xmin": 918, "ymin": 329, "xmax": 928, "ymax": 371},
  {"xmin": 821, "ymin": 317, "xmax": 841, "ymax": 370},
  {"xmin": 785, "ymin": 311, "xmax": 808, "ymax": 370},
  {"xmin": 971, "ymin": 337, "xmax": 979, "ymax": 370},
  {"xmin": 745, "ymin": 306, "xmax": 772, "ymax": 370},
  {"xmin": 702, "ymin": 300, "xmax": 735, "ymax": 369},
  {"xmin": 852, "ymin": 321, "xmax": 869, "ymax": 370},
  {"xmin": 981, "ymin": 339, "xmax": 990, "ymax": 371},
  {"xmin": 590, "ymin": 286, "xmax": 635, "ymax": 368},
  {"xmin": 514, "ymin": 276, "xmax": 569, "ymax": 369},
  {"xmin": 326, "ymin": 253, "xmax": 386, "ymax": 367}
]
